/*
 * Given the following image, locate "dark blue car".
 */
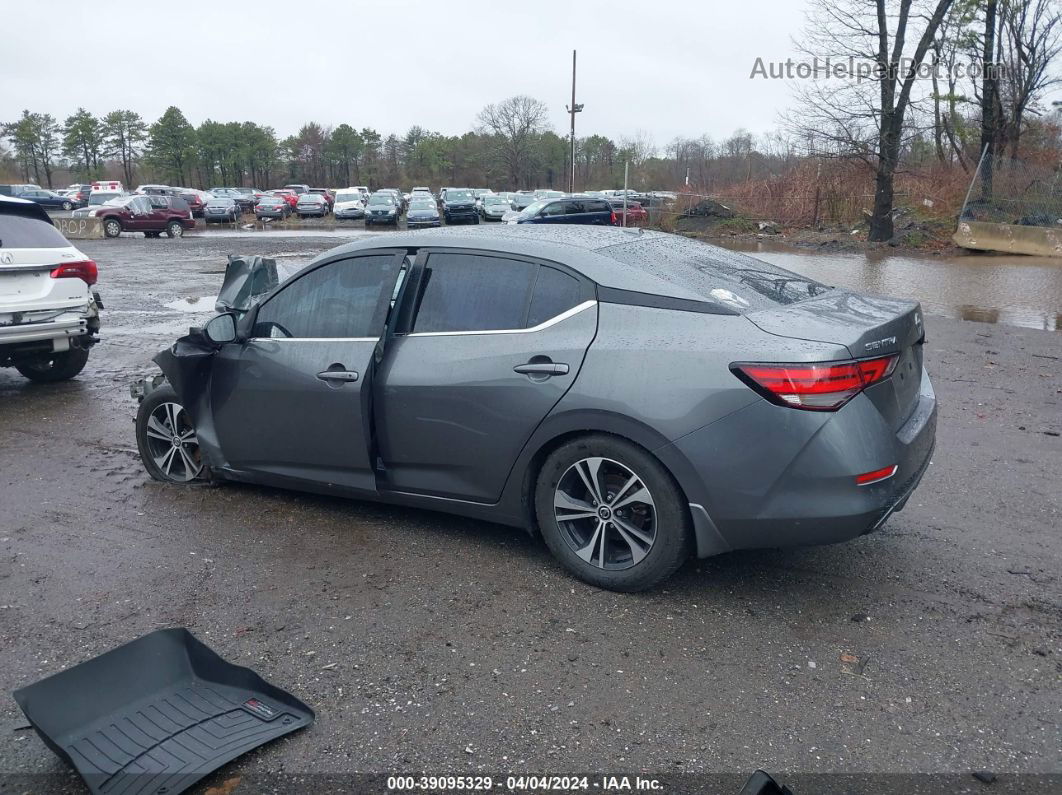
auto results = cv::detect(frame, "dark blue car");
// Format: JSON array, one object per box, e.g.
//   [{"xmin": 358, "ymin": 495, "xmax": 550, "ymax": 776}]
[
  {"xmin": 510, "ymin": 196, "xmax": 616, "ymax": 226},
  {"xmin": 18, "ymin": 189, "xmax": 77, "ymax": 211}
]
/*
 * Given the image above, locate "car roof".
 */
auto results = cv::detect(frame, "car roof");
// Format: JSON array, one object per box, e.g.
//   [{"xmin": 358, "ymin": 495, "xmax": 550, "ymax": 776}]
[
  {"xmin": 0, "ymin": 194, "xmax": 53, "ymax": 224},
  {"xmin": 314, "ymin": 225, "xmax": 763, "ymax": 301}
]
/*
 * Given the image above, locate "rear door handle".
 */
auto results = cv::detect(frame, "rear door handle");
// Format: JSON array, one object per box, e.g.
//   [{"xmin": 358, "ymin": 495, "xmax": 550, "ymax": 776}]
[
  {"xmin": 316, "ymin": 369, "xmax": 359, "ymax": 383},
  {"xmin": 513, "ymin": 362, "xmax": 569, "ymax": 376}
]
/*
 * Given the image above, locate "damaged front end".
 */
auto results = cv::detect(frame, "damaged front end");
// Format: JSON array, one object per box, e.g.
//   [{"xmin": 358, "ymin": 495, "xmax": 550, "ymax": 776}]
[
  {"xmin": 130, "ymin": 254, "xmax": 278, "ymax": 404},
  {"xmin": 130, "ymin": 255, "xmax": 280, "ymax": 476}
]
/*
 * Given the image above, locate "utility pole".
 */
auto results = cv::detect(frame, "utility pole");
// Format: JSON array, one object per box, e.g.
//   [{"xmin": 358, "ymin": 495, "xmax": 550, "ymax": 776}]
[{"xmin": 565, "ymin": 49, "xmax": 583, "ymax": 194}]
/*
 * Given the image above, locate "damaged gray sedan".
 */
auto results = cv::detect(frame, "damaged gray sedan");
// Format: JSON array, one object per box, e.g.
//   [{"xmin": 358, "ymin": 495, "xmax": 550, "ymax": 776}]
[{"xmin": 134, "ymin": 227, "xmax": 936, "ymax": 591}]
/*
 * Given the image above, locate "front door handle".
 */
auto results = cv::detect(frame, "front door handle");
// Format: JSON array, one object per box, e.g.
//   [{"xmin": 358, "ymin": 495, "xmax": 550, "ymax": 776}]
[
  {"xmin": 514, "ymin": 361, "xmax": 569, "ymax": 376},
  {"xmin": 316, "ymin": 369, "xmax": 359, "ymax": 383}
]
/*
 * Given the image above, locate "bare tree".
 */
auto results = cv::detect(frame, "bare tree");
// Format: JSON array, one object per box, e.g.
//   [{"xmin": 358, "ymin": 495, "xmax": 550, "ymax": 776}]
[
  {"xmin": 787, "ymin": 0, "xmax": 955, "ymax": 241},
  {"xmin": 999, "ymin": 0, "xmax": 1062, "ymax": 158},
  {"xmin": 476, "ymin": 96, "xmax": 550, "ymax": 187}
]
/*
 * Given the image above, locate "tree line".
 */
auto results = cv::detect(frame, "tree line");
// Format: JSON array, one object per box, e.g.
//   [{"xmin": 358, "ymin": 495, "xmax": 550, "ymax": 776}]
[{"xmin": 1, "ymin": 98, "xmax": 702, "ymax": 193}]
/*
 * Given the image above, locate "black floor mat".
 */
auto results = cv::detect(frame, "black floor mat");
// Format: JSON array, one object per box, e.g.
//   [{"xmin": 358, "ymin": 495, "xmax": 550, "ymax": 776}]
[{"xmin": 13, "ymin": 628, "xmax": 314, "ymax": 795}]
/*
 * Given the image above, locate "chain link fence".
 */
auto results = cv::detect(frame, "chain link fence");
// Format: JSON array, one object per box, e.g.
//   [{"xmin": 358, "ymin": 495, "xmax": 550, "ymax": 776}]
[{"xmin": 959, "ymin": 149, "xmax": 1062, "ymax": 228}]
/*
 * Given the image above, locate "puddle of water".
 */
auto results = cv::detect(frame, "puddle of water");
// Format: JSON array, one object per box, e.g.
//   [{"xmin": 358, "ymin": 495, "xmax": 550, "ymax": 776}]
[
  {"xmin": 721, "ymin": 240, "xmax": 1062, "ymax": 332},
  {"xmin": 164, "ymin": 296, "xmax": 218, "ymax": 313}
]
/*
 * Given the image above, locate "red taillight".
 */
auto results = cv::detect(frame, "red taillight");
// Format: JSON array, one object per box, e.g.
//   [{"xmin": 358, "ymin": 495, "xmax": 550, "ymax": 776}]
[
  {"xmin": 610, "ymin": 210, "xmax": 617, "ymax": 225},
  {"xmin": 50, "ymin": 259, "xmax": 98, "ymax": 286},
  {"xmin": 856, "ymin": 465, "xmax": 898, "ymax": 486},
  {"xmin": 731, "ymin": 354, "xmax": 899, "ymax": 411}
]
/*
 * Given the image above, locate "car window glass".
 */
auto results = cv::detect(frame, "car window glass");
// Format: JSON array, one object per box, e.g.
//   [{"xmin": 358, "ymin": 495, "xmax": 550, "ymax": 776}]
[
  {"xmin": 541, "ymin": 202, "xmax": 566, "ymax": 217},
  {"xmin": 149, "ymin": 197, "xmax": 167, "ymax": 209},
  {"xmin": 253, "ymin": 254, "xmax": 396, "ymax": 339},
  {"xmin": 413, "ymin": 252, "xmax": 535, "ymax": 333},
  {"xmin": 526, "ymin": 266, "xmax": 583, "ymax": 327},
  {"xmin": 587, "ymin": 200, "xmax": 609, "ymax": 213},
  {"xmin": 564, "ymin": 200, "xmax": 585, "ymax": 214},
  {"xmin": 0, "ymin": 214, "xmax": 69, "ymax": 248}
]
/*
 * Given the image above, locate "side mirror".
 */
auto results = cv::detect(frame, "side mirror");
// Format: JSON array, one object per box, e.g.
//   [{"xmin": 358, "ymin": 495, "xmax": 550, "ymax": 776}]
[{"xmin": 203, "ymin": 312, "xmax": 238, "ymax": 346}]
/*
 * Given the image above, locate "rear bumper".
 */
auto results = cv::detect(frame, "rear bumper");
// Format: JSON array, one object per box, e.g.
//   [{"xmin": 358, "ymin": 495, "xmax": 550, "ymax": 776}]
[
  {"xmin": 658, "ymin": 367, "xmax": 938, "ymax": 557},
  {"xmin": 0, "ymin": 315, "xmax": 89, "ymax": 347}
]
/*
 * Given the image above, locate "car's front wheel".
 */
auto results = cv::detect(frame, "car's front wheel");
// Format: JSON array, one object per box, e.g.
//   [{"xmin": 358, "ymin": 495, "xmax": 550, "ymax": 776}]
[
  {"xmin": 136, "ymin": 384, "xmax": 204, "ymax": 483},
  {"xmin": 534, "ymin": 434, "xmax": 692, "ymax": 592},
  {"xmin": 15, "ymin": 345, "xmax": 90, "ymax": 382},
  {"xmin": 103, "ymin": 218, "xmax": 122, "ymax": 238},
  {"xmin": 62, "ymin": 201, "xmax": 73, "ymax": 210}
]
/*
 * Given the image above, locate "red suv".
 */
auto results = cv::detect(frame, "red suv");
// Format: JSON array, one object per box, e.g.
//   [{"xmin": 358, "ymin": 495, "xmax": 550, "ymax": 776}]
[{"xmin": 91, "ymin": 195, "xmax": 196, "ymax": 238}]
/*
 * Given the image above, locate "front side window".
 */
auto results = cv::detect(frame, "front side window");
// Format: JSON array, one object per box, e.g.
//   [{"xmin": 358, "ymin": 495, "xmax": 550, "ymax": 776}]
[
  {"xmin": 253, "ymin": 254, "xmax": 396, "ymax": 339},
  {"xmin": 412, "ymin": 253, "xmax": 535, "ymax": 333}
]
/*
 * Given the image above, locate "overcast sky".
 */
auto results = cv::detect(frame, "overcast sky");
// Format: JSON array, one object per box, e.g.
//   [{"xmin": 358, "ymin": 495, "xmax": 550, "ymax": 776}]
[{"xmin": 4, "ymin": 2, "xmax": 820, "ymax": 145}]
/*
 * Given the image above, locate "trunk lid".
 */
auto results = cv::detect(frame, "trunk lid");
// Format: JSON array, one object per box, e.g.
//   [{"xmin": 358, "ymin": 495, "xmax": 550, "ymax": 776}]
[{"xmin": 746, "ymin": 290, "xmax": 926, "ymax": 429}]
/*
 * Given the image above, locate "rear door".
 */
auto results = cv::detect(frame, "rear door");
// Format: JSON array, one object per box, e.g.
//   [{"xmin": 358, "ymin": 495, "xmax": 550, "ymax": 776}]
[
  {"xmin": 374, "ymin": 248, "xmax": 597, "ymax": 502},
  {"xmin": 208, "ymin": 250, "xmax": 407, "ymax": 492}
]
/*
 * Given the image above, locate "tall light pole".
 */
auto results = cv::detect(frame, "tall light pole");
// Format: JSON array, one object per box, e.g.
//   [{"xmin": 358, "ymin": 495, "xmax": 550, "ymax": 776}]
[{"xmin": 565, "ymin": 49, "xmax": 583, "ymax": 194}]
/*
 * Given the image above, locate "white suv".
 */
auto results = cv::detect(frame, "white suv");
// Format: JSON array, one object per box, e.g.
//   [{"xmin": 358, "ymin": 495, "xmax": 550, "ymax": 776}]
[{"xmin": 0, "ymin": 196, "xmax": 101, "ymax": 382}]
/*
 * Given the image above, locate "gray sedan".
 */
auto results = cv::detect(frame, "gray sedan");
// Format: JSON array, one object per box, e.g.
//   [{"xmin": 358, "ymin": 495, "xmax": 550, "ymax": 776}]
[{"xmin": 134, "ymin": 226, "xmax": 936, "ymax": 592}]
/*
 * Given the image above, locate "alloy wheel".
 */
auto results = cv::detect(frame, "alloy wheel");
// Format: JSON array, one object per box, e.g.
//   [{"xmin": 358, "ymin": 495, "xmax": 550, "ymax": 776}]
[
  {"xmin": 554, "ymin": 457, "xmax": 657, "ymax": 570},
  {"xmin": 143, "ymin": 402, "xmax": 202, "ymax": 482}
]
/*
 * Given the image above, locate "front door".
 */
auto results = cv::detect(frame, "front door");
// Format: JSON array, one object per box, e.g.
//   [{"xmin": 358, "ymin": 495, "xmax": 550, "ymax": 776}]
[
  {"xmin": 375, "ymin": 249, "xmax": 597, "ymax": 502},
  {"xmin": 209, "ymin": 250, "xmax": 406, "ymax": 493}
]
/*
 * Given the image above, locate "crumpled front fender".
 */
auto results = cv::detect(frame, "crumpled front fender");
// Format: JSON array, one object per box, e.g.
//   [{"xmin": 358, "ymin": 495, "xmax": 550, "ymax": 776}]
[{"xmin": 152, "ymin": 336, "xmax": 228, "ymax": 472}]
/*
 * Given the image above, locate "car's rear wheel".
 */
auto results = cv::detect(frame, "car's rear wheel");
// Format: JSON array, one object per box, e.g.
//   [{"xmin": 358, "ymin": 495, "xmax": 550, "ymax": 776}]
[
  {"xmin": 103, "ymin": 218, "xmax": 122, "ymax": 238},
  {"xmin": 15, "ymin": 345, "xmax": 90, "ymax": 383},
  {"xmin": 166, "ymin": 221, "xmax": 183, "ymax": 238},
  {"xmin": 62, "ymin": 201, "xmax": 73, "ymax": 210},
  {"xmin": 534, "ymin": 434, "xmax": 691, "ymax": 592},
  {"xmin": 136, "ymin": 384, "xmax": 204, "ymax": 483}
]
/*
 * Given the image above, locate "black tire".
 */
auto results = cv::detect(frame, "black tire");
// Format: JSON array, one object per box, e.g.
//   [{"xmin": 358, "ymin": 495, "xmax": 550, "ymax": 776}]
[
  {"xmin": 166, "ymin": 221, "xmax": 184, "ymax": 238},
  {"xmin": 103, "ymin": 217, "xmax": 122, "ymax": 238},
  {"xmin": 62, "ymin": 201, "xmax": 73, "ymax": 210},
  {"xmin": 135, "ymin": 383, "xmax": 205, "ymax": 484},
  {"xmin": 534, "ymin": 434, "xmax": 692, "ymax": 592},
  {"xmin": 15, "ymin": 345, "xmax": 90, "ymax": 383}
]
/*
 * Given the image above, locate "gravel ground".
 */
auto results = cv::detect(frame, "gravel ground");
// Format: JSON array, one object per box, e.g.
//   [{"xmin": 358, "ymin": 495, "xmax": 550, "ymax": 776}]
[{"xmin": 0, "ymin": 232, "xmax": 1059, "ymax": 793}]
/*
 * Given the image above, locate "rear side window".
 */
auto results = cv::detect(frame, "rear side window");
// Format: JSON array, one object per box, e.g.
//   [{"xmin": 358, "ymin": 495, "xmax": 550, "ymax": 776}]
[
  {"xmin": 527, "ymin": 266, "xmax": 583, "ymax": 327},
  {"xmin": 0, "ymin": 214, "xmax": 69, "ymax": 248},
  {"xmin": 412, "ymin": 252, "xmax": 535, "ymax": 333},
  {"xmin": 253, "ymin": 254, "xmax": 396, "ymax": 338},
  {"xmin": 586, "ymin": 200, "xmax": 610, "ymax": 214}
]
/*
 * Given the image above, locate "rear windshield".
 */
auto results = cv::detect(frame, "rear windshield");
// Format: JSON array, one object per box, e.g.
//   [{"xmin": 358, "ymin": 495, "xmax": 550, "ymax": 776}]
[
  {"xmin": 599, "ymin": 236, "xmax": 830, "ymax": 310},
  {"xmin": 0, "ymin": 214, "xmax": 69, "ymax": 248},
  {"xmin": 335, "ymin": 193, "xmax": 360, "ymax": 203}
]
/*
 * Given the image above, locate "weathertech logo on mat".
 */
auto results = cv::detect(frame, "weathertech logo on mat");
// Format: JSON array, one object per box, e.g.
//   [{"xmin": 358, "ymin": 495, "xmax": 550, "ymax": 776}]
[{"xmin": 243, "ymin": 698, "xmax": 279, "ymax": 719}]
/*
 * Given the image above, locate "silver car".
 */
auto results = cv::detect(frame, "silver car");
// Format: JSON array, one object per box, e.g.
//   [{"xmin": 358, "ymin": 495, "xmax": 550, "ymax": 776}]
[
  {"xmin": 295, "ymin": 194, "xmax": 328, "ymax": 219},
  {"xmin": 134, "ymin": 226, "xmax": 936, "ymax": 592}
]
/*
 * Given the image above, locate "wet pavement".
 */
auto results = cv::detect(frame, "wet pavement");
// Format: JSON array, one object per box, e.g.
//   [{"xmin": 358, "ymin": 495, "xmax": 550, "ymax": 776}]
[
  {"xmin": 729, "ymin": 240, "xmax": 1062, "ymax": 333},
  {"xmin": 1, "ymin": 232, "xmax": 1060, "ymax": 790}
]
